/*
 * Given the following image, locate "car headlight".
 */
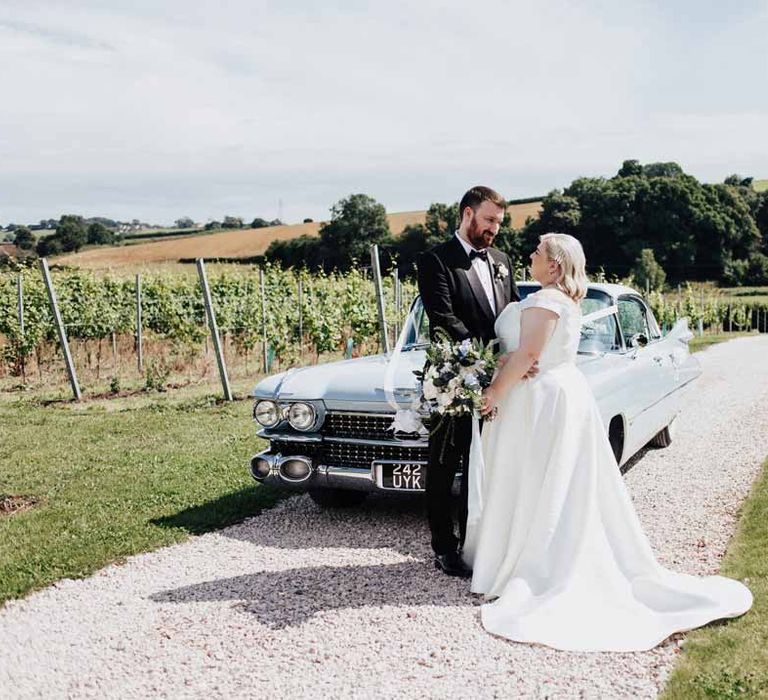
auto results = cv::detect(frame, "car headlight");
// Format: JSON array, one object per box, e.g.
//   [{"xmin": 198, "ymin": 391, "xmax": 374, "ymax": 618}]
[
  {"xmin": 288, "ymin": 402, "xmax": 317, "ymax": 431},
  {"xmin": 253, "ymin": 400, "xmax": 280, "ymax": 428}
]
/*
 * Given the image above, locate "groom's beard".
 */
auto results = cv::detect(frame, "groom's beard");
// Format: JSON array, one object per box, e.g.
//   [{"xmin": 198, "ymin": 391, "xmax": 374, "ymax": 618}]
[{"xmin": 467, "ymin": 215, "xmax": 496, "ymax": 250}]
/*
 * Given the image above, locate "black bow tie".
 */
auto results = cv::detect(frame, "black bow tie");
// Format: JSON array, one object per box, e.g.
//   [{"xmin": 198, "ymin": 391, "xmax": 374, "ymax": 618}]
[{"xmin": 469, "ymin": 249, "xmax": 489, "ymax": 262}]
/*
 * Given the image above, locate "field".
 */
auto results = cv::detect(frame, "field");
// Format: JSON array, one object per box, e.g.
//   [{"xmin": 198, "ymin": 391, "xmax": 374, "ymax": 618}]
[
  {"xmin": 60, "ymin": 212, "xmax": 419, "ymax": 269},
  {"xmin": 753, "ymin": 179, "xmax": 768, "ymax": 193},
  {"xmin": 59, "ymin": 202, "xmax": 543, "ymax": 270}
]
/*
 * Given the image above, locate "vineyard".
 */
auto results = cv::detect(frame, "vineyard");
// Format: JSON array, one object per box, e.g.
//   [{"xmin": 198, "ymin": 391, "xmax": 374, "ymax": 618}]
[
  {"xmin": 1, "ymin": 264, "xmax": 767, "ymax": 398},
  {"xmin": 0, "ymin": 264, "xmax": 416, "ymax": 394}
]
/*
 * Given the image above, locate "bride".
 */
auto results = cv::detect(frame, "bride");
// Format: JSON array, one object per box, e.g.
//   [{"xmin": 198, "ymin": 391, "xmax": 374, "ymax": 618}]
[{"xmin": 462, "ymin": 233, "xmax": 752, "ymax": 652}]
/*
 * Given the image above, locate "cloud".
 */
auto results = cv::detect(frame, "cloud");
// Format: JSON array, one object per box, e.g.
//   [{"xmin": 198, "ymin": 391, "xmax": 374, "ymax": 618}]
[
  {"xmin": 0, "ymin": 18, "xmax": 114, "ymax": 50},
  {"xmin": 0, "ymin": 0, "xmax": 766, "ymax": 224}
]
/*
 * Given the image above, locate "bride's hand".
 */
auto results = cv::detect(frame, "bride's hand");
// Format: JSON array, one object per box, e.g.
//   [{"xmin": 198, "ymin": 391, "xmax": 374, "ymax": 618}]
[
  {"xmin": 481, "ymin": 385, "xmax": 500, "ymax": 418},
  {"xmin": 523, "ymin": 360, "xmax": 540, "ymax": 380}
]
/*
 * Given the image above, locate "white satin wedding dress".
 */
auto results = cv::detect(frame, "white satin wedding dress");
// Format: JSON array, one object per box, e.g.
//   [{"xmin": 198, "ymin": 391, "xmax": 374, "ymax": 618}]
[{"xmin": 462, "ymin": 288, "xmax": 752, "ymax": 652}]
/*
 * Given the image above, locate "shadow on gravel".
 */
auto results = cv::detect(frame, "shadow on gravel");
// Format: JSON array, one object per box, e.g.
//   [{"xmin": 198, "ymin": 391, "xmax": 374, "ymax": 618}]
[
  {"xmin": 218, "ymin": 493, "xmax": 431, "ymax": 557},
  {"xmin": 150, "ymin": 493, "xmax": 474, "ymax": 627},
  {"xmin": 150, "ymin": 560, "xmax": 470, "ymax": 629},
  {"xmin": 150, "ymin": 484, "xmax": 285, "ymax": 535}
]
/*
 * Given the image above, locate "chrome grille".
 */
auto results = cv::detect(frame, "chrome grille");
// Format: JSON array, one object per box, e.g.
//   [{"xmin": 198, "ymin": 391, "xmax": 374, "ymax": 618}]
[
  {"xmin": 270, "ymin": 439, "xmax": 321, "ymax": 459},
  {"xmin": 269, "ymin": 412, "xmax": 430, "ymax": 470},
  {"xmin": 324, "ymin": 412, "xmax": 396, "ymax": 440},
  {"xmin": 269, "ymin": 438, "xmax": 427, "ymax": 469},
  {"xmin": 321, "ymin": 441, "xmax": 427, "ymax": 469}
]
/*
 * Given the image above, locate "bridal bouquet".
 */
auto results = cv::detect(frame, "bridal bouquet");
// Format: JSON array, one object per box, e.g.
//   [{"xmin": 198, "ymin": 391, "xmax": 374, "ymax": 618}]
[{"xmin": 413, "ymin": 329, "xmax": 498, "ymax": 422}]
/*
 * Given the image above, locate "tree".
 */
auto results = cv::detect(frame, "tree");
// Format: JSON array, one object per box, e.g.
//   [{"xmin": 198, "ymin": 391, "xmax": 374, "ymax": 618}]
[
  {"xmin": 642, "ymin": 161, "xmax": 684, "ymax": 178},
  {"xmin": 36, "ymin": 234, "xmax": 63, "ymax": 257},
  {"xmin": 204, "ymin": 221, "xmax": 221, "ymax": 231},
  {"xmin": 754, "ymin": 192, "xmax": 768, "ymax": 250},
  {"xmin": 250, "ymin": 218, "xmax": 270, "ymax": 228},
  {"xmin": 631, "ymin": 249, "xmax": 666, "ymax": 291},
  {"xmin": 175, "ymin": 217, "xmax": 195, "ymax": 228},
  {"xmin": 269, "ymin": 218, "xmax": 284, "ymax": 226},
  {"xmin": 56, "ymin": 215, "xmax": 87, "ymax": 252},
  {"xmin": 222, "ymin": 216, "xmax": 244, "ymax": 229},
  {"xmin": 14, "ymin": 227, "xmax": 35, "ymax": 250},
  {"xmin": 724, "ymin": 174, "xmax": 754, "ymax": 188},
  {"xmin": 617, "ymin": 159, "xmax": 643, "ymax": 178},
  {"xmin": 264, "ymin": 235, "xmax": 330, "ymax": 270},
  {"xmin": 521, "ymin": 161, "xmax": 764, "ymax": 282},
  {"xmin": 87, "ymin": 222, "xmax": 116, "ymax": 245},
  {"xmin": 303, "ymin": 218, "xmax": 314, "ymax": 224},
  {"xmin": 318, "ymin": 194, "xmax": 391, "ymax": 270}
]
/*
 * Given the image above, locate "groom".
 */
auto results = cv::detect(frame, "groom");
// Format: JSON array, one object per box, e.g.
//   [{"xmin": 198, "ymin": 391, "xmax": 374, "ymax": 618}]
[{"xmin": 416, "ymin": 186, "xmax": 520, "ymax": 577}]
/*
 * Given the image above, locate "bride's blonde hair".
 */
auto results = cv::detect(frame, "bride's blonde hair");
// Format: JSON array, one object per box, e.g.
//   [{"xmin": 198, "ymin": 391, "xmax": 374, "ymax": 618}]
[{"xmin": 540, "ymin": 233, "xmax": 588, "ymax": 302}]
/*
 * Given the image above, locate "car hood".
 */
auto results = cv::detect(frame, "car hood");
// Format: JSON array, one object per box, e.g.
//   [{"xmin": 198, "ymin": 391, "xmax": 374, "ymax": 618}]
[{"xmin": 253, "ymin": 350, "xmax": 427, "ymax": 408}]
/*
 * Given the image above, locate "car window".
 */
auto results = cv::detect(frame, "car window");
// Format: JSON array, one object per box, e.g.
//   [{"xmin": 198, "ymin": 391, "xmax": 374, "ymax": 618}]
[
  {"xmin": 403, "ymin": 298, "xmax": 430, "ymax": 347},
  {"xmin": 646, "ymin": 306, "xmax": 662, "ymax": 340},
  {"xmin": 580, "ymin": 293, "xmax": 622, "ymax": 353},
  {"xmin": 406, "ymin": 289, "xmax": 631, "ymax": 353},
  {"xmin": 618, "ymin": 297, "xmax": 650, "ymax": 342}
]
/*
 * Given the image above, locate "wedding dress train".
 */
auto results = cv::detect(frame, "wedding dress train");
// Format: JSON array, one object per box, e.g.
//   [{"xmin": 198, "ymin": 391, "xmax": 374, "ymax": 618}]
[{"xmin": 462, "ymin": 288, "xmax": 752, "ymax": 652}]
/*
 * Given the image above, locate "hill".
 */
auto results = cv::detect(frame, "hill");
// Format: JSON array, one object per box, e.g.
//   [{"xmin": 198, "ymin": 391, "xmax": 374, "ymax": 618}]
[{"xmin": 61, "ymin": 202, "xmax": 542, "ymax": 270}]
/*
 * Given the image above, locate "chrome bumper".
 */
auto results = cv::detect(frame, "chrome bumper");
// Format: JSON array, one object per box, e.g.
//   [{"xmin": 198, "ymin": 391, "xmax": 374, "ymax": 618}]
[
  {"xmin": 250, "ymin": 450, "xmax": 397, "ymax": 492},
  {"xmin": 248, "ymin": 448, "xmax": 461, "ymax": 495}
]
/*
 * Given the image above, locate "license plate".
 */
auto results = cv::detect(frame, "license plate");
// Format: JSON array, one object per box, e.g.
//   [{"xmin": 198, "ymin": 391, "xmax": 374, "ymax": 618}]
[{"xmin": 373, "ymin": 461, "xmax": 426, "ymax": 491}]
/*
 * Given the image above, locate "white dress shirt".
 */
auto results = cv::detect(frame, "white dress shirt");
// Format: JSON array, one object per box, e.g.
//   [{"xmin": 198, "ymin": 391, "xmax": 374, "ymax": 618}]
[{"xmin": 455, "ymin": 232, "xmax": 496, "ymax": 314}]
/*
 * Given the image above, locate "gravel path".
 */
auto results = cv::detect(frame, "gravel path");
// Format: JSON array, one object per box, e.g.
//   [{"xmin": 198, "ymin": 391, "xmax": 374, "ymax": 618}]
[{"xmin": 2, "ymin": 336, "xmax": 767, "ymax": 699}]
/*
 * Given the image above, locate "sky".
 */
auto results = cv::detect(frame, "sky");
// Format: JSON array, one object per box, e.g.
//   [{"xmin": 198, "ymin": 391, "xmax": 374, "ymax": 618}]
[{"xmin": 1, "ymin": 0, "xmax": 767, "ymax": 226}]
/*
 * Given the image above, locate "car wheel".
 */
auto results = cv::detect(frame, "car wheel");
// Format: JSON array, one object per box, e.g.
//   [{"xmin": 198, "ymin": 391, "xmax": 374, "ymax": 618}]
[
  {"xmin": 650, "ymin": 418, "xmax": 676, "ymax": 448},
  {"xmin": 308, "ymin": 488, "xmax": 368, "ymax": 508}
]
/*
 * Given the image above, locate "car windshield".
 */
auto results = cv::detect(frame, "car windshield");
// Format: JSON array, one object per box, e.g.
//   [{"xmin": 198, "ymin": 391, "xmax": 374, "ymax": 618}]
[{"xmin": 402, "ymin": 284, "xmax": 622, "ymax": 353}]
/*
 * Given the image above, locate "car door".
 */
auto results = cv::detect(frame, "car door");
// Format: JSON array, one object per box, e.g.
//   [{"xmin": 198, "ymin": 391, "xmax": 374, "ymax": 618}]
[
  {"xmin": 643, "ymin": 304, "xmax": 698, "ymax": 426},
  {"xmin": 616, "ymin": 294, "xmax": 669, "ymax": 449}
]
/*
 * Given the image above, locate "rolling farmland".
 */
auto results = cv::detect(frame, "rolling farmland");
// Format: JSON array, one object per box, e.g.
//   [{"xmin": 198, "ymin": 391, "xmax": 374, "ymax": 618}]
[{"xmin": 60, "ymin": 202, "xmax": 543, "ymax": 270}]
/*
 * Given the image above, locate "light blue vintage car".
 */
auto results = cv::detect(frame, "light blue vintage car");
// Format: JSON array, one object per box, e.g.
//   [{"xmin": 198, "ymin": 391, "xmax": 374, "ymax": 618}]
[{"xmin": 249, "ymin": 283, "xmax": 701, "ymax": 507}]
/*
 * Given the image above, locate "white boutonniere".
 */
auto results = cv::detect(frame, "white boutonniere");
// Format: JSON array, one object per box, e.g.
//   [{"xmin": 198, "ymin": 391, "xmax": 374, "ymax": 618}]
[{"xmin": 493, "ymin": 262, "xmax": 509, "ymax": 282}]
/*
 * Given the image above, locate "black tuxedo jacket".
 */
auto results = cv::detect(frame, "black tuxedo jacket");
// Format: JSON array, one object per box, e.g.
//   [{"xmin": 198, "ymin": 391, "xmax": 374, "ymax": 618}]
[{"xmin": 416, "ymin": 236, "xmax": 520, "ymax": 345}]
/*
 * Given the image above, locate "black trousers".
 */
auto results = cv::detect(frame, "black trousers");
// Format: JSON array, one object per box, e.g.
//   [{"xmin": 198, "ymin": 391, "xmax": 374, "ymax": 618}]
[{"xmin": 426, "ymin": 413, "xmax": 472, "ymax": 555}]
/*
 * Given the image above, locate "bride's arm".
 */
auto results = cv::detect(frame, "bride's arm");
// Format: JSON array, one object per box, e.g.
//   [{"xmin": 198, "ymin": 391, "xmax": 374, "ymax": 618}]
[{"xmin": 481, "ymin": 308, "xmax": 558, "ymax": 416}]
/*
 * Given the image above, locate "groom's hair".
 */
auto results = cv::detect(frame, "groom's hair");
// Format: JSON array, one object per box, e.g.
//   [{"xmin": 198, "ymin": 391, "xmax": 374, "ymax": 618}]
[{"xmin": 458, "ymin": 186, "xmax": 506, "ymax": 218}]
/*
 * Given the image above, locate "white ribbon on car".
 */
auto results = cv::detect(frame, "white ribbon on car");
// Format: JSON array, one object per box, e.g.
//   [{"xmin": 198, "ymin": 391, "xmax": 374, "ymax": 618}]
[
  {"xmin": 383, "ymin": 321, "xmax": 428, "ymax": 435},
  {"xmin": 462, "ymin": 415, "xmax": 485, "ymax": 568},
  {"xmin": 581, "ymin": 304, "xmax": 618, "ymax": 326}
]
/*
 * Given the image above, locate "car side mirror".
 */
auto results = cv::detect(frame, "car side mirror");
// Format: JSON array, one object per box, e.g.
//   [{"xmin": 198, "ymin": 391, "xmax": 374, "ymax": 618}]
[{"xmin": 628, "ymin": 333, "xmax": 649, "ymax": 349}]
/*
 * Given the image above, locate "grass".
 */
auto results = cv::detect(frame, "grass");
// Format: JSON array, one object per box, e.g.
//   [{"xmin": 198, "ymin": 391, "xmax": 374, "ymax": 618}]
[
  {"xmin": 719, "ymin": 286, "xmax": 768, "ymax": 307},
  {"xmin": 662, "ymin": 457, "xmax": 768, "ymax": 699},
  {"xmin": 0, "ymin": 389, "xmax": 280, "ymax": 605},
  {"xmin": 753, "ymin": 179, "xmax": 768, "ymax": 193}
]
